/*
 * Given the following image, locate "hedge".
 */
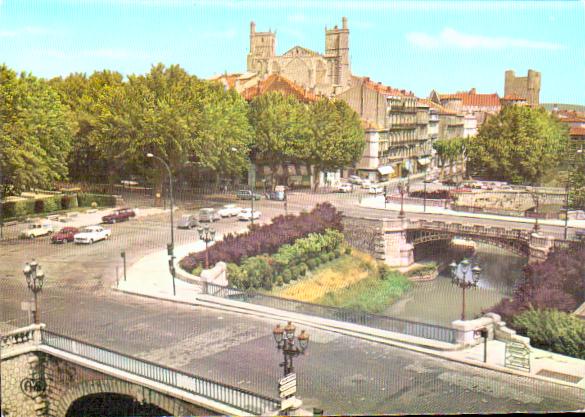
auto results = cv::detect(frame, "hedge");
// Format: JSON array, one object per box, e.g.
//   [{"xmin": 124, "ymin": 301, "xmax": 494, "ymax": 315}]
[{"xmin": 1, "ymin": 192, "xmax": 114, "ymax": 220}]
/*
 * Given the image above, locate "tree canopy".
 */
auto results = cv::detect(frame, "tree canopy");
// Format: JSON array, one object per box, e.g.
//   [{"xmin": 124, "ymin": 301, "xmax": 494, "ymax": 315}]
[
  {"xmin": 0, "ymin": 65, "xmax": 76, "ymax": 194},
  {"xmin": 466, "ymin": 106, "xmax": 568, "ymax": 184}
]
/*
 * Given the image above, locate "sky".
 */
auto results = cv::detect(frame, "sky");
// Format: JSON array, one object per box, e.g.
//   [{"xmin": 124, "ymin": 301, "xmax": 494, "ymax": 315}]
[{"xmin": 1, "ymin": 0, "xmax": 584, "ymax": 104}]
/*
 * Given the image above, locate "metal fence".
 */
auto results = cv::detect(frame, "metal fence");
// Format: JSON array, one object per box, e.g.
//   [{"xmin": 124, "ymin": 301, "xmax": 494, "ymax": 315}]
[
  {"xmin": 203, "ymin": 282, "xmax": 458, "ymax": 344},
  {"xmin": 41, "ymin": 330, "xmax": 280, "ymax": 415}
]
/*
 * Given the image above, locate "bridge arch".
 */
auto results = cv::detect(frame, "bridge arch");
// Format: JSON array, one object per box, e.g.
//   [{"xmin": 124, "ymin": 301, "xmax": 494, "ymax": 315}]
[{"xmin": 53, "ymin": 379, "xmax": 191, "ymax": 417}]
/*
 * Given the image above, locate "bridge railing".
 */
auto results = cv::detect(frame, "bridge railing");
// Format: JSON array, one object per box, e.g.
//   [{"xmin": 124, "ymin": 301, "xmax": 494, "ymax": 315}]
[
  {"xmin": 41, "ymin": 330, "xmax": 280, "ymax": 415},
  {"xmin": 410, "ymin": 220, "xmax": 531, "ymax": 241},
  {"xmin": 202, "ymin": 282, "xmax": 458, "ymax": 344}
]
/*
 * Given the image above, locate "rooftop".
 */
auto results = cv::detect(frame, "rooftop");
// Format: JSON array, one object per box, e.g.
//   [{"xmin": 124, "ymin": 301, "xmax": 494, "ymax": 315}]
[
  {"xmin": 439, "ymin": 88, "xmax": 501, "ymax": 108},
  {"xmin": 241, "ymin": 74, "xmax": 321, "ymax": 102}
]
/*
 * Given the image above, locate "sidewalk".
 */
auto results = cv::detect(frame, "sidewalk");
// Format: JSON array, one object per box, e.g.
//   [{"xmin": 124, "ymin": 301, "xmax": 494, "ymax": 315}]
[
  {"xmin": 360, "ymin": 195, "xmax": 585, "ymax": 229},
  {"xmin": 117, "ymin": 236, "xmax": 585, "ymax": 391}
]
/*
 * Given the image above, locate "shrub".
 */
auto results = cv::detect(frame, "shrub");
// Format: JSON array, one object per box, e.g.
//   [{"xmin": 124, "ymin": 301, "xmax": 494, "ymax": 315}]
[
  {"xmin": 345, "ymin": 247, "xmax": 352, "ymax": 255},
  {"xmin": 179, "ymin": 203, "xmax": 343, "ymax": 271},
  {"xmin": 314, "ymin": 257, "xmax": 322, "ymax": 267},
  {"xmin": 290, "ymin": 266, "xmax": 301, "ymax": 280},
  {"xmin": 320, "ymin": 253, "xmax": 329, "ymax": 264},
  {"xmin": 226, "ymin": 263, "xmax": 248, "ymax": 289},
  {"xmin": 275, "ymin": 275, "xmax": 284, "ymax": 286},
  {"xmin": 1, "ymin": 199, "xmax": 35, "ymax": 218},
  {"xmin": 404, "ymin": 262, "xmax": 438, "ymax": 278},
  {"xmin": 42, "ymin": 196, "xmax": 60, "ymax": 213},
  {"xmin": 298, "ymin": 262, "xmax": 308, "ymax": 276},
  {"xmin": 282, "ymin": 269, "xmax": 292, "ymax": 284},
  {"xmin": 34, "ymin": 199, "xmax": 44, "ymax": 213},
  {"xmin": 61, "ymin": 195, "xmax": 78, "ymax": 210},
  {"xmin": 191, "ymin": 265, "xmax": 203, "ymax": 277},
  {"xmin": 241, "ymin": 256, "xmax": 273, "ymax": 290},
  {"xmin": 334, "ymin": 249, "xmax": 341, "ymax": 258},
  {"xmin": 512, "ymin": 309, "xmax": 585, "ymax": 359},
  {"xmin": 307, "ymin": 259, "xmax": 317, "ymax": 270},
  {"xmin": 77, "ymin": 193, "xmax": 117, "ymax": 208}
]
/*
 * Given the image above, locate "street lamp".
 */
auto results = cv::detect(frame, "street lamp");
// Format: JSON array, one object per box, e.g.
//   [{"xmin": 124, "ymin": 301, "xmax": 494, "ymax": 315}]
[
  {"xmin": 397, "ymin": 179, "xmax": 409, "ymax": 218},
  {"xmin": 23, "ymin": 260, "xmax": 45, "ymax": 324},
  {"xmin": 197, "ymin": 225, "xmax": 216, "ymax": 269},
  {"xmin": 450, "ymin": 259, "xmax": 481, "ymax": 321},
  {"xmin": 528, "ymin": 187, "xmax": 541, "ymax": 233},
  {"xmin": 272, "ymin": 321, "xmax": 309, "ymax": 376},
  {"xmin": 146, "ymin": 153, "xmax": 176, "ymax": 296}
]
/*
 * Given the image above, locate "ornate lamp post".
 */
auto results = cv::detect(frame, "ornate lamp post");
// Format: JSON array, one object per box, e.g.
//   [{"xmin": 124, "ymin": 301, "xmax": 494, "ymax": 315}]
[
  {"xmin": 528, "ymin": 188, "xmax": 541, "ymax": 233},
  {"xmin": 23, "ymin": 260, "xmax": 45, "ymax": 324},
  {"xmin": 272, "ymin": 321, "xmax": 309, "ymax": 376},
  {"xmin": 450, "ymin": 259, "xmax": 481, "ymax": 321},
  {"xmin": 397, "ymin": 180, "xmax": 407, "ymax": 218},
  {"xmin": 198, "ymin": 225, "xmax": 216, "ymax": 269},
  {"xmin": 147, "ymin": 153, "xmax": 176, "ymax": 296}
]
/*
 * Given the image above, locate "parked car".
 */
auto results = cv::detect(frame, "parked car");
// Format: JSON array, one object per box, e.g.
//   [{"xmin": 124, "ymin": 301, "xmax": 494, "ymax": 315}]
[
  {"xmin": 236, "ymin": 190, "xmax": 262, "ymax": 200},
  {"xmin": 20, "ymin": 221, "xmax": 54, "ymax": 239},
  {"xmin": 177, "ymin": 214, "xmax": 199, "ymax": 229},
  {"xmin": 348, "ymin": 175, "xmax": 363, "ymax": 185},
  {"xmin": 237, "ymin": 208, "xmax": 261, "ymax": 221},
  {"xmin": 217, "ymin": 204, "xmax": 242, "ymax": 217},
  {"xmin": 74, "ymin": 225, "xmax": 111, "ymax": 244},
  {"xmin": 51, "ymin": 227, "xmax": 80, "ymax": 244},
  {"xmin": 198, "ymin": 208, "xmax": 220, "ymax": 223},
  {"xmin": 361, "ymin": 179, "xmax": 373, "ymax": 189},
  {"xmin": 576, "ymin": 229, "xmax": 585, "ymax": 241},
  {"xmin": 368, "ymin": 185, "xmax": 384, "ymax": 194},
  {"xmin": 101, "ymin": 208, "xmax": 135, "ymax": 224},
  {"xmin": 336, "ymin": 183, "xmax": 353, "ymax": 193},
  {"xmin": 265, "ymin": 191, "xmax": 285, "ymax": 201}
]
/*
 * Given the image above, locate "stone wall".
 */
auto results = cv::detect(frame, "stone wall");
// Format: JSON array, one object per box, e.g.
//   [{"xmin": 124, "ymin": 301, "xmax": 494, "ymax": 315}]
[
  {"xmin": 342, "ymin": 216, "xmax": 383, "ymax": 256},
  {"xmin": 1, "ymin": 352, "xmax": 43, "ymax": 417}
]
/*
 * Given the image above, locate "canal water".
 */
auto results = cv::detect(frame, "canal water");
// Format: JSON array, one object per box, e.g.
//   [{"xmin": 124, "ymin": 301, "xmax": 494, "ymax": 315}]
[{"xmin": 385, "ymin": 242, "xmax": 526, "ymax": 326}]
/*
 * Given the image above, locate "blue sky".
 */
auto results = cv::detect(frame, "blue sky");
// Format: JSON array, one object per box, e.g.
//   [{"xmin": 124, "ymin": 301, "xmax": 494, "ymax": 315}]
[{"xmin": 1, "ymin": 0, "xmax": 584, "ymax": 104}]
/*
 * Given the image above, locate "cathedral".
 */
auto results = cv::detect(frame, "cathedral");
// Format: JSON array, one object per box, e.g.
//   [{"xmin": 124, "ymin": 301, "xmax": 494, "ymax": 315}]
[{"xmin": 246, "ymin": 17, "xmax": 353, "ymax": 96}]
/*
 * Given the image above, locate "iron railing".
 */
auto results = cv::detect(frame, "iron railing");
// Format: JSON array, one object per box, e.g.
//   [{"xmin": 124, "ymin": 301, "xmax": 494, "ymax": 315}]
[
  {"xmin": 41, "ymin": 330, "xmax": 280, "ymax": 415},
  {"xmin": 202, "ymin": 282, "xmax": 458, "ymax": 344}
]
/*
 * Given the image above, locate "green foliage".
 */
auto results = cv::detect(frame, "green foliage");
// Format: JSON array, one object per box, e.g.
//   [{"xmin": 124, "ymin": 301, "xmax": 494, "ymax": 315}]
[
  {"xmin": 226, "ymin": 263, "xmax": 248, "ymax": 289},
  {"xmin": 320, "ymin": 253, "xmax": 329, "ymax": 263},
  {"xmin": 317, "ymin": 271, "xmax": 411, "ymax": 314},
  {"xmin": 298, "ymin": 262, "xmax": 308, "ymax": 276},
  {"xmin": 77, "ymin": 193, "xmax": 116, "ymax": 207},
  {"xmin": 191, "ymin": 265, "xmax": 203, "ymax": 277},
  {"xmin": 241, "ymin": 256, "xmax": 274, "ymax": 290},
  {"xmin": 569, "ymin": 151, "xmax": 585, "ymax": 210},
  {"xmin": 0, "ymin": 65, "xmax": 76, "ymax": 195},
  {"xmin": 282, "ymin": 269, "xmax": 292, "ymax": 284},
  {"xmin": 467, "ymin": 106, "xmax": 568, "ymax": 184},
  {"xmin": 345, "ymin": 247, "xmax": 352, "ymax": 255},
  {"xmin": 512, "ymin": 309, "xmax": 585, "ymax": 359},
  {"xmin": 404, "ymin": 262, "xmax": 438, "ymax": 278},
  {"xmin": 307, "ymin": 258, "xmax": 317, "ymax": 270},
  {"xmin": 60, "ymin": 195, "xmax": 78, "ymax": 210}
]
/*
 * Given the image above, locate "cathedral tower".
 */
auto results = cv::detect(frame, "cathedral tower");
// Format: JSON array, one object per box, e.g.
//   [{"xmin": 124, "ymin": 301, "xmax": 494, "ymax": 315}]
[
  {"xmin": 247, "ymin": 21, "xmax": 276, "ymax": 75},
  {"xmin": 324, "ymin": 17, "xmax": 350, "ymax": 90}
]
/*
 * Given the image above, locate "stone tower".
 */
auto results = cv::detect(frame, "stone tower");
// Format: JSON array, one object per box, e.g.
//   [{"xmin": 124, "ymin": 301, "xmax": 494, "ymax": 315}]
[
  {"xmin": 504, "ymin": 69, "xmax": 541, "ymax": 106},
  {"xmin": 324, "ymin": 17, "xmax": 350, "ymax": 92},
  {"xmin": 247, "ymin": 21, "xmax": 276, "ymax": 76}
]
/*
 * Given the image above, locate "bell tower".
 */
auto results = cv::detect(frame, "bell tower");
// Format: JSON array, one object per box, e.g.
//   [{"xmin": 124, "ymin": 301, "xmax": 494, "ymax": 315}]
[
  {"xmin": 325, "ymin": 17, "xmax": 350, "ymax": 89},
  {"xmin": 247, "ymin": 21, "xmax": 276, "ymax": 76}
]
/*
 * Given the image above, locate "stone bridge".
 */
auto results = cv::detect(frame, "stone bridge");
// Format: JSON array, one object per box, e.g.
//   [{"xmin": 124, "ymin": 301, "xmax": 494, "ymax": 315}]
[
  {"xmin": 364, "ymin": 217, "xmax": 570, "ymax": 267},
  {"xmin": 0, "ymin": 325, "xmax": 279, "ymax": 417}
]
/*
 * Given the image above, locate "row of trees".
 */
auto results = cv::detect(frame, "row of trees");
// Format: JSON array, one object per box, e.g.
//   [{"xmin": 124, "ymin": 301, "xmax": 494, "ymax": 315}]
[{"xmin": 0, "ymin": 64, "xmax": 364, "ymax": 195}]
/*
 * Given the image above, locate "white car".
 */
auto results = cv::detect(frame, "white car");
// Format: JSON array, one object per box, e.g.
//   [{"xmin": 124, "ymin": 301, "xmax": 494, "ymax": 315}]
[
  {"xmin": 217, "ymin": 204, "xmax": 242, "ymax": 217},
  {"xmin": 361, "ymin": 179, "xmax": 373, "ymax": 189},
  {"xmin": 74, "ymin": 225, "xmax": 111, "ymax": 244},
  {"xmin": 20, "ymin": 221, "xmax": 54, "ymax": 239},
  {"xmin": 237, "ymin": 208, "xmax": 261, "ymax": 221},
  {"xmin": 348, "ymin": 175, "xmax": 363, "ymax": 185},
  {"xmin": 368, "ymin": 185, "xmax": 384, "ymax": 194},
  {"xmin": 337, "ymin": 183, "xmax": 353, "ymax": 193}
]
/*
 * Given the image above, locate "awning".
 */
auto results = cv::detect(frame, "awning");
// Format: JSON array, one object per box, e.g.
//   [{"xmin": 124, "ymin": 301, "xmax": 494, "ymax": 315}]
[
  {"xmin": 377, "ymin": 165, "xmax": 395, "ymax": 175},
  {"xmin": 417, "ymin": 157, "xmax": 431, "ymax": 166}
]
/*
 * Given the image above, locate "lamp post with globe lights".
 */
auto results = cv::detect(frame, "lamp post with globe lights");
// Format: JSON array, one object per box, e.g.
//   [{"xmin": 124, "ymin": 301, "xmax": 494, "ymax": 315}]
[
  {"xmin": 23, "ymin": 260, "xmax": 45, "ymax": 324},
  {"xmin": 272, "ymin": 321, "xmax": 310, "ymax": 377},
  {"xmin": 450, "ymin": 259, "xmax": 481, "ymax": 321},
  {"xmin": 197, "ymin": 225, "xmax": 216, "ymax": 269}
]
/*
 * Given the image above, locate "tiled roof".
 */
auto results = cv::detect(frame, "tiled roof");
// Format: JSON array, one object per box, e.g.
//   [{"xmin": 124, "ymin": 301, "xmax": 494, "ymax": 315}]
[
  {"xmin": 570, "ymin": 126, "xmax": 585, "ymax": 136},
  {"xmin": 283, "ymin": 46, "xmax": 320, "ymax": 57},
  {"xmin": 241, "ymin": 74, "xmax": 321, "ymax": 102},
  {"xmin": 419, "ymin": 98, "xmax": 460, "ymax": 116},
  {"xmin": 560, "ymin": 117, "xmax": 585, "ymax": 123},
  {"xmin": 439, "ymin": 89, "xmax": 501, "ymax": 108},
  {"xmin": 359, "ymin": 76, "xmax": 415, "ymax": 97}
]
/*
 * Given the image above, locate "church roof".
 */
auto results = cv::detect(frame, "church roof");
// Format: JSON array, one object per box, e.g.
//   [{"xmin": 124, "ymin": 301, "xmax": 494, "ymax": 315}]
[
  {"xmin": 439, "ymin": 89, "xmax": 501, "ymax": 108},
  {"xmin": 282, "ymin": 45, "xmax": 321, "ymax": 57},
  {"xmin": 241, "ymin": 74, "xmax": 321, "ymax": 102}
]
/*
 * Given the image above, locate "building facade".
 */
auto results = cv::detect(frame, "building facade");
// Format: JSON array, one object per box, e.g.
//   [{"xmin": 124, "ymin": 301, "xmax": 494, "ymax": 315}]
[
  {"xmin": 246, "ymin": 18, "xmax": 352, "ymax": 96},
  {"xmin": 504, "ymin": 69, "xmax": 541, "ymax": 107}
]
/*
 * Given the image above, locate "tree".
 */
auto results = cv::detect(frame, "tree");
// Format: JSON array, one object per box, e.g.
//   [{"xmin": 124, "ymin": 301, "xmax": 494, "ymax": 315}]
[
  {"xmin": 433, "ymin": 137, "xmax": 467, "ymax": 179},
  {"xmin": 568, "ymin": 149, "xmax": 585, "ymax": 210},
  {"xmin": 0, "ymin": 65, "xmax": 76, "ymax": 195},
  {"xmin": 90, "ymin": 64, "xmax": 252, "ymax": 187},
  {"xmin": 248, "ymin": 92, "xmax": 311, "ymax": 187},
  {"xmin": 467, "ymin": 106, "xmax": 568, "ymax": 184},
  {"xmin": 49, "ymin": 70, "xmax": 124, "ymax": 182},
  {"xmin": 305, "ymin": 99, "xmax": 365, "ymax": 190}
]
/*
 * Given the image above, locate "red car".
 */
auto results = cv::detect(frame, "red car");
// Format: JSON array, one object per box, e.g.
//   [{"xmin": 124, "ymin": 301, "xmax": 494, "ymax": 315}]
[
  {"xmin": 51, "ymin": 227, "xmax": 80, "ymax": 244},
  {"xmin": 102, "ymin": 208, "xmax": 136, "ymax": 224}
]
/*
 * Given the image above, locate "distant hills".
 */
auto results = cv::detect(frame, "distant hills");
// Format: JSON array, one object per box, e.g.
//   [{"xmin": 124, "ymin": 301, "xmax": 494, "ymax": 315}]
[{"xmin": 542, "ymin": 103, "xmax": 585, "ymax": 112}]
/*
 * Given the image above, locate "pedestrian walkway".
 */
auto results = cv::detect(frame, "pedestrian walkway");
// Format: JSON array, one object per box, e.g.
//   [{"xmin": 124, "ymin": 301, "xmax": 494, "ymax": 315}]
[{"xmin": 360, "ymin": 195, "xmax": 585, "ymax": 229}]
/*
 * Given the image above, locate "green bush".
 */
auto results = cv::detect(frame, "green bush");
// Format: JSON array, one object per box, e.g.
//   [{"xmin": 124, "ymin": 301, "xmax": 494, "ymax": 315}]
[
  {"xmin": 282, "ymin": 269, "xmax": 292, "ymax": 284},
  {"xmin": 290, "ymin": 266, "xmax": 301, "ymax": 280},
  {"xmin": 42, "ymin": 196, "xmax": 60, "ymax": 213},
  {"xmin": 307, "ymin": 259, "xmax": 317, "ymax": 270},
  {"xmin": 512, "ymin": 309, "xmax": 585, "ymax": 359},
  {"xmin": 404, "ymin": 262, "xmax": 438, "ymax": 278},
  {"xmin": 61, "ymin": 195, "xmax": 78, "ymax": 210},
  {"xmin": 314, "ymin": 257, "xmax": 322, "ymax": 267},
  {"xmin": 320, "ymin": 253, "xmax": 329, "ymax": 264},
  {"xmin": 77, "ymin": 193, "xmax": 116, "ymax": 208},
  {"xmin": 241, "ymin": 256, "xmax": 274, "ymax": 290},
  {"xmin": 226, "ymin": 263, "xmax": 248, "ymax": 289},
  {"xmin": 275, "ymin": 275, "xmax": 284, "ymax": 286},
  {"xmin": 298, "ymin": 262, "xmax": 308, "ymax": 276},
  {"xmin": 334, "ymin": 249, "xmax": 341, "ymax": 258},
  {"xmin": 34, "ymin": 199, "xmax": 44, "ymax": 213},
  {"xmin": 345, "ymin": 247, "xmax": 352, "ymax": 255},
  {"xmin": 191, "ymin": 265, "xmax": 203, "ymax": 277}
]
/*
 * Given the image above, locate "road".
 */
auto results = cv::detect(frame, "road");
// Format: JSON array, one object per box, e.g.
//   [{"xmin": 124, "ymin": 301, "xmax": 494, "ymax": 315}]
[{"xmin": 1, "ymin": 193, "xmax": 584, "ymax": 413}]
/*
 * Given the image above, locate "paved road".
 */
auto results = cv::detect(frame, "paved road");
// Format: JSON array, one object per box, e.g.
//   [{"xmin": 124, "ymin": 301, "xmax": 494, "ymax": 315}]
[{"xmin": 1, "ymin": 194, "xmax": 584, "ymax": 413}]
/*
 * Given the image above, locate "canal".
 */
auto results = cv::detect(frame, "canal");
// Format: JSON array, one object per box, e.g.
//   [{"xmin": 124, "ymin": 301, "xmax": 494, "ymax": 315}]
[{"xmin": 385, "ymin": 241, "xmax": 526, "ymax": 326}]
